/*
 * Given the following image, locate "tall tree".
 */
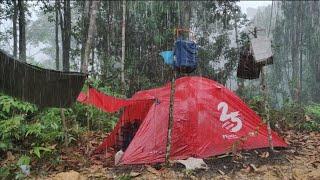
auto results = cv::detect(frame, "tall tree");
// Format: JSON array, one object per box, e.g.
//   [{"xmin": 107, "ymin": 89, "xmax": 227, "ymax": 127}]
[
  {"xmin": 58, "ymin": 0, "xmax": 71, "ymax": 71},
  {"xmin": 18, "ymin": 0, "xmax": 26, "ymax": 61},
  {"xmin": 12, "ymin": 0, "xmax": 18, "ymax": 58},
  {"xmin": 80, "ymin": 0, "xmax": 91, "ymax": 72},
  {"xmin": 81, "ymin": 0, "xmax": 100, "ymax": 73},
  {"xmin": 120, "ymin": 0, "xmax": 126, "ymax": 95},
  {"xmin": 55, "ymin": 0, "xmax": 60, "ymax": 70}
]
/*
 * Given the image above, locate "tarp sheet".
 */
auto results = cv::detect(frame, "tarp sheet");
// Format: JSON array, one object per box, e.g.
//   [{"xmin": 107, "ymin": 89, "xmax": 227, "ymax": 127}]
[
  {"xmin": 0, "ymin": 49, "xmax": 86, "ymax": 108},
  {"xmin": 87, "ymin": 77, "xmax": 287, "ymax": 165},
  {"xmin": 77, "ymin": 88, "xmax": 154, "ymax": 113}
]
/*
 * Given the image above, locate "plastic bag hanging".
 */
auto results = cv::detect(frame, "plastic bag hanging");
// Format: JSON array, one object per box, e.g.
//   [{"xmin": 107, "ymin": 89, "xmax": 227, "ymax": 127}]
[
  {"xmin": 159, "ymin": 51, "xmax": 174, "ymax": 66},
  {"xmin": 250, "ymin": 36, "xmax": 273, "ymax": 66}
]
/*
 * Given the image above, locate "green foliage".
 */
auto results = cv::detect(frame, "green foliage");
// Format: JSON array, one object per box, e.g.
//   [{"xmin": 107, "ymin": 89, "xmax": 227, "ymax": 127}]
[
  {"xmin": 305, "ymin": 104, "xmax": 320, "ymax": 120},
  {"xmin": 247, "ymin": 98, "xmax": 320, "ymax": 132},
  {"xmin": 0, "ymin": 166, "xmax": 12, "ymax": 179},
  {"xmin": 302, "ymin": 104, "xmax": 320, "ymax": 131},
  {"xmin": 247, "ymin": 96, "xmax": 265, "ymax": 118},
  {"xmin": 0, "ymin": 94, "xmax": 37, "ymax": 119},
  {"xmin": 0, "ymin": 88, "xmax": 119, "ymax": 175},
  {"xmin": 17, "ymin": 155, "xmax": 31, "ymax": 166},
  {"xmin": 118, "ymin": 174, "xmax": 132, "ymax": 180},
  {"xmin": 31, "ymin": 146, "xmax": 52, "ymax": 158}
]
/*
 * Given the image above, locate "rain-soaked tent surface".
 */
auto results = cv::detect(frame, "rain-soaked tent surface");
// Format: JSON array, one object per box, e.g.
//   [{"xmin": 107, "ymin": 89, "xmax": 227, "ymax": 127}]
[
  {"xmin": 0, "ymin": 49, "xmax": 87, "ymax": 108},
  {"xmin": 78, "ymin": 76, "xmax": 287, "ymax": 165}
]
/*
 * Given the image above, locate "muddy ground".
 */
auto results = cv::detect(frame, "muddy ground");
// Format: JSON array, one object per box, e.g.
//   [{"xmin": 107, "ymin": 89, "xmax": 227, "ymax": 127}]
[{"xmin": 44, "ymin": 130, "xmax": 320, "ymax": 180}]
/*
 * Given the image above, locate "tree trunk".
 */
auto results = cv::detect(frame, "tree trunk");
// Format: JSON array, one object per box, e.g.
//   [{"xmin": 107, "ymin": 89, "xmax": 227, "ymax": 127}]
[
  {"xmin": 60, "ymin": 0, "xmax": 71, "ymax": 72},
  {"xmin": 18, "ymin": 0, "xmax": 26, "ymax": 61},
  {"xmin": 291, "ymin": 13, "xmax": 300, "ymax": 102},
  {"xmin": 64, "ymin": 0, "xmax": 71, "ymax": 72},
  {"xmin": 82, "ymin": 0, "xmax": 100, "ymax": 73},
  {"xmin": 182, "ymin": 1, "xmax": 191, "ymax": 29},
  {"xmin": 91, "ymin": 41, "xmax": 95, "ymax": 76},
  {"xmin": 80, "ymin": 0, "xmax": 91, "ymax": 72},
  {"xmin": 298, "ymin": 1, "xmax": 304, "ymax": 103},
  {"xmin": 12, "ymin": 0, "xmax": 18, "ymax": 58},
  {"xmin": 121, "ymin": 0, "xmax": 126, "ymax": 95},
  {"xmin": 55, "ymin": 0, "xmax": 60, "ymax": 70}
]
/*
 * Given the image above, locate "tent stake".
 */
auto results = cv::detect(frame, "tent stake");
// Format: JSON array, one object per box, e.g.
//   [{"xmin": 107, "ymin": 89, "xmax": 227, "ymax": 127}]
[{"xmin": 165, "ymin": 70, "xmax": 176, "ymax": 166}]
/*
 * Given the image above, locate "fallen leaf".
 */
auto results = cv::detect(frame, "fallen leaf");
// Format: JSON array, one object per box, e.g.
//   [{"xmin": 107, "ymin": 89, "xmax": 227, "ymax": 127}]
[
  {"xmin": 218, "ymin": 169, "xmax": 225, "ymax": 175},
  {"xmin": 305, "ymin": 115, "xmax": 312, "ymax": 121},
  {"xmin": 146, "ymin": 165, "xmax": 160, "ymax": 175},
  {"xmin": 129, "ymin": 172, "xmax": 141, "ymax": 177},
  {"xmin": 249, "ymin": 164, "xmax": 258, "ymax": 171},
  {"xmin": 6, "ymin": 151, "xmax": 15, "ymax": 161},
  {"xmin": 243, "ymin": 165, "xmax": 252, "ymax": 173},
  {"xmin": 48, "ymin": 144, "xmax": 57, "ymax": 150},
  {"xmin": 51, "ymin": 170, "xmax": 86, "ymax": 180},
  {"xmin": 259, "ymin": 152, "xmax": 269, "ymax": 158}
]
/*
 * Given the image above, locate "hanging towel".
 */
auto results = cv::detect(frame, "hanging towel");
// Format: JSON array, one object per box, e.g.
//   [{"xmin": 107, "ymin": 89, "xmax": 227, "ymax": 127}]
[{"xmin": 0, "ymin": 49, "xmax": 86, "ymax": 108}]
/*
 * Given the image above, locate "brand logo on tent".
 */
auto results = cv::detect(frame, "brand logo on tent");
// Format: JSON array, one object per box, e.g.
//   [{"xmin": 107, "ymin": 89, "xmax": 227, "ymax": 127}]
[{"xmin": 217, "ymin": 102, "xmax": 243, "ymax": 133}]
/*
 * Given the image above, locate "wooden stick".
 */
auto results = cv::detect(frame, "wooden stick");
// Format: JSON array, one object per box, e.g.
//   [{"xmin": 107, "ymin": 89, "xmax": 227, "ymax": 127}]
[
  {"xmin": 261, "ymin": 67, "xmax": 274, "ymax": 151},
  {"xmin": 61, "ymin": 108, "xmax": 68, "ymax": 147},
  {"xmin": 165, "ymin": 70, "xmax": 176, "ymax": 166}
]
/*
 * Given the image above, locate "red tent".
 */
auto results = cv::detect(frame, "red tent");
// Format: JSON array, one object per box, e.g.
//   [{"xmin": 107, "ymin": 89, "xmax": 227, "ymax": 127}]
[{"xmin": 78, "ymin": 76, "xmax": 287, "ymax": 165}]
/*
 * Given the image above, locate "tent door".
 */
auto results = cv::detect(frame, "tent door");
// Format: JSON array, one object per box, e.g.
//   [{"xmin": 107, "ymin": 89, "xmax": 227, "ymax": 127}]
[{"xmin": 118, "ymin": 120, "xmax": 141, "ymax": 151}]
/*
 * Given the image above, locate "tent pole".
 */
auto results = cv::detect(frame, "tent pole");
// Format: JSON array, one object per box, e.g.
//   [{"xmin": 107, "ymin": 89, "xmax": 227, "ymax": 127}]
[
  {"xmin": 264, "ymin": 0, "xmax": 274, "ymax": 152},
  {"xmin": 165, "ymin": 70, "xmax": 176, "ymax": 166}
]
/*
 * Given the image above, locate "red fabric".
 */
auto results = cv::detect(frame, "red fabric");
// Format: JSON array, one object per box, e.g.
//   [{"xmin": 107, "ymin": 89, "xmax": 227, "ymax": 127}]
[
  {"xmin": 77, "ymin": 88, "xmax": 153, "ymax": 113},
  {"xmin": 77, "ymin": 92, "xmax": 87, "ymax": 102},
  {"xmin": 84, "ymin": 77, "xmax": 287, "ymax": 165}
]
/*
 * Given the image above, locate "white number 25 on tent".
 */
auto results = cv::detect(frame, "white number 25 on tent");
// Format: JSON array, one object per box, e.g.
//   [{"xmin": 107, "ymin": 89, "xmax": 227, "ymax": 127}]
[{"xmin": 217, "ymin": 102, "xmax": 243, "ymax": 133}]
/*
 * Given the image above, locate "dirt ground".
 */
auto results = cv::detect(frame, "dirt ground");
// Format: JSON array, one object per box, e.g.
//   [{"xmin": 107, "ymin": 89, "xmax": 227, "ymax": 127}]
[{"xmin": 45, "ymin": 130, "xmax": 320, "ymax": 180}]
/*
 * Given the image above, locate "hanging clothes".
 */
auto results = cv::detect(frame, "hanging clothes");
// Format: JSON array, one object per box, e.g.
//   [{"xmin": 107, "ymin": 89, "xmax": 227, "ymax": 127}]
[
  {"xmin": 250, "ymin": 35, "xmax": 273, "ymax": 66},
  {"xmin": 174, "ymin": 37, "xmax": 198, "ymax": 73},
  {"xmin": 0, "ymin": 49, "xmax": 86, "ymax": 108},
  {"xmin": 237, "ymin": 50, "xmax": 261, "ymax": 79}
]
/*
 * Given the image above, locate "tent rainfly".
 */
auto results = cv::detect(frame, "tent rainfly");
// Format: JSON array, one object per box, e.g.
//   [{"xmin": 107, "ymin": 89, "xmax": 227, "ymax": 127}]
[{"xmin": 78, "ymin": 76, "xmax": 287, "ymax": 165}]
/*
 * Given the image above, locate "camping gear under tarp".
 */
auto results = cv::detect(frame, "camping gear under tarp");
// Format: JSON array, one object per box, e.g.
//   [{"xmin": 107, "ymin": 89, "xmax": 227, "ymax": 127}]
[
  {"xmin": 0, "ymin": 49, "xmax": 86, "ymax": 108},
  {"xmin": 237, "ymin": 51, "xmax": 261, "ymax": 79},
  {"xmin": 79, "ymin": 77, "xmax": 287, "ymax": 165},
  {"xmin": 174, "ymin": 38, "xmax": 198, "ymax": 73},
  {"xmin": 250, "ymin": 36, "xmax": 273, "ymax": 65}
]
